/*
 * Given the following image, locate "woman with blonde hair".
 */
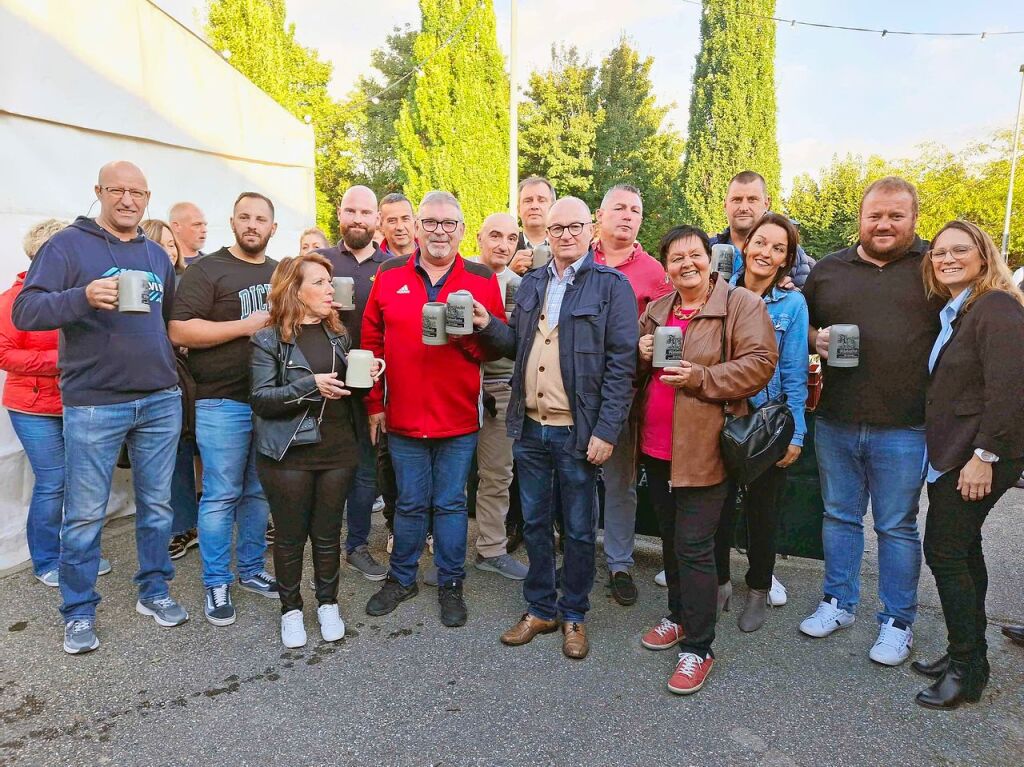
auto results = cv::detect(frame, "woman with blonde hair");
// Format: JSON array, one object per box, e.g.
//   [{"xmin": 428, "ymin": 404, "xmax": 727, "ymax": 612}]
[
  {"xmin": 141, "ymin": 219, "xmax": 186, "ymax": 275},
  {"xmin": 299, "ymin": 227, "xmax": 330, "ymax": 255},
  {"xmin": 250, "ymin": 253, "xmax": 376, "ymax": 648},
  {"xmin": 912, "ymin": 220, "xmax": 1024, "ymax": 709}
]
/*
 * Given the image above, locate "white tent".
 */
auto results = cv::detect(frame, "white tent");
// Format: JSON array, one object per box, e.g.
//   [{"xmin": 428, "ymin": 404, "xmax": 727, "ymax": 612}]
[{"xmin": 0, "ymin": 0, "xmax": 317, "ymax": 568}]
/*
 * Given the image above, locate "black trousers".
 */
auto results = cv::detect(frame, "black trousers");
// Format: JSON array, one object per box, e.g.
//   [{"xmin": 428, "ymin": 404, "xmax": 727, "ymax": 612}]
[
  {"xmin": 714, "ymin": 465, "xmax": 787, "ymax": 590},
  {"xmin": 257, "ymin": 460, "xmax": 355, "ymax": 615},
  {"xmin": 644, "ymin": 455, "xmax": 729, "ymax": 657},
  {"xmin": 923, "ymin": 457, "xmax": 1024, "ymax": 662}
]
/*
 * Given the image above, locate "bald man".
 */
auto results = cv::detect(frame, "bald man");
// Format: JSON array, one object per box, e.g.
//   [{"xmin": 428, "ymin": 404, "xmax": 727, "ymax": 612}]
[
  {"xmin": 474, "ymin": 197, "xmax": 638, "ymax": 659},
  {"xmin": 168, "ymin": 202, "xmax": 208, "ymax": 266},
  {"xmin": 472, "ymin": 213, "xmax": 528, "ymax": 580},
  {"xmin": 315, "ymin": 185, "xmax": 390, "ymax": 580},
  {"xmin": 14, "ymin": 161, "xmax": 188, "ymax": 654}
]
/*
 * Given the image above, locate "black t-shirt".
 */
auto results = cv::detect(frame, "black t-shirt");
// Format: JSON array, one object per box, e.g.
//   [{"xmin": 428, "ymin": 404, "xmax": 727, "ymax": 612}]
[
  {"xmin": 275, "ymin": 323, "xmax": 358, "ymax": 470},
  {"xmin": 172, "ymin": 247, "xmax": 277, "ymax": 402},
  {"xmin": 315, "ymin": 244, "xmax": 391, "ymax": 347},
  {"xmin": 802, "ymin": 237, "xmax": 942, "ymax": 426}
]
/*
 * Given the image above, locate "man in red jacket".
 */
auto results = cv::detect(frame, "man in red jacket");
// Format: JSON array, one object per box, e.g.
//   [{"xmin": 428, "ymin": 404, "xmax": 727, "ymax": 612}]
[{"xmin": 362, "ymin": 191, "xmax": 506, "ymax": 627}]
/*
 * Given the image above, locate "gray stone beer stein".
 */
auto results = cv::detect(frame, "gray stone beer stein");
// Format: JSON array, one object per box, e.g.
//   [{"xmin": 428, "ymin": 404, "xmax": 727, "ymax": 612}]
[
  {"xmin": 117, "ymin": 270, "xmax": 151, "ymax": 314},
  {"xmin": 445, "ymin": 290, "xmax": 474, "ymax": 336},
  {"xmin": 827, "ymin": 324, "xmax": 860, "ymax": 367},
  {"xmin": 422, "ymin": 302, "xmax": 448, "ymax": 345}
]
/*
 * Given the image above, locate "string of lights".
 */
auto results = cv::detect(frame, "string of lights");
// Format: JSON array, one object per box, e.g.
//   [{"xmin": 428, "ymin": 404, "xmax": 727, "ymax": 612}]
[{"xmin": 678, "ymin": 0, "xmax": 1024, "ymax": 38}]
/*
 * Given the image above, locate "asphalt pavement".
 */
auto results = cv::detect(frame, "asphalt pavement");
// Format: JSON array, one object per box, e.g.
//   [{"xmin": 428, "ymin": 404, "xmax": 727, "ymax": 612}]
[{"xmin": 2, "ymin": 487, "xmax": 1023, "ymax": 767}]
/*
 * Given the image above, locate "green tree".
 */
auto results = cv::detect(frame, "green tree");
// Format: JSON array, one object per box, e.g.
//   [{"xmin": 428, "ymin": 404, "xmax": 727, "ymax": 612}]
[
  {"xmin": 395, "ymin": 0, "xmax": 509, "ymax": 255},
  {"xmin": 680, "ymin": 0, "xmax": 780, "ymax": 232},
  {"xmin": 518, "ymin": 45, "xmax": 601, "ymax": 199},
  {"xmin": 591, "ymin": 37, "xmax": 684, "ymax": 251},
  {"xmin": 206, "ymin": 0, "xmax": 357, "ymax": 239}
]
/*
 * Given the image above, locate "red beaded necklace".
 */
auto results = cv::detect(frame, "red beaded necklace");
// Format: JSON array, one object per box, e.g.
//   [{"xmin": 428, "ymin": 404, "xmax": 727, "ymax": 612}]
[{"xmin": 671, "ymin": 281, "xmax": 713, "ymax": 321}]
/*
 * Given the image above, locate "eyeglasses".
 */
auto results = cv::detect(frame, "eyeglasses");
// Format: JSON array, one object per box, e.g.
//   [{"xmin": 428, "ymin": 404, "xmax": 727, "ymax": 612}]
[
  {"xmin": 547, "ymin": 222, "xmax": 590, "ymax": 238},
  {"xmin": 101, "ymin": 186, "xmax": 149, "ymax": 200},
  {"xmin": 927, "ymin": 244, "xmax": 975, "ymax": 261},
  {"xmin": 420, "ymin": 218, "xmax": 461, "ymax": 233}
]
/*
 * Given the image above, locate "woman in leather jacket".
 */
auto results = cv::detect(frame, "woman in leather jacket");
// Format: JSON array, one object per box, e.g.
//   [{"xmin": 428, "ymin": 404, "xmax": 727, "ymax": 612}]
[{"xmin": 250, "ymin": 253, "xmax": 374, "ymax": 649}]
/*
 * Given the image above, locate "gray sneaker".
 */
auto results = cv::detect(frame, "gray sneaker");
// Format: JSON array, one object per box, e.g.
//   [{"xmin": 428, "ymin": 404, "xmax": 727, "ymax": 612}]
[
  {"xmin": 40, "ymin": 557, "xmax": 111, "ymax": 587},
  {"xmin": 346, "ymin": 545, "xmax": 387, "ymax": 581},
  {"xmin": 475, "ymin": 553, "xmax": 529, "ymax": 580},
  {"xmin": 136, "ymin": 595, "xmax": 189, "ymax": 627},
  {"xmin": 63, "ymin": 618, "xmax": 99, "ymax": 655},
  {"xmin": 422, "ymin": 562, "xmax": 438, "ymax": 587}
]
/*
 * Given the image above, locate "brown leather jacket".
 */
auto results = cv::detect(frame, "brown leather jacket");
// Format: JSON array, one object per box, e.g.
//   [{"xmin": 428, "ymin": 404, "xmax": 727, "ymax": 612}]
[{"xmin": 637, "ymin": 273, "xmax": 778, "ymax": 487}]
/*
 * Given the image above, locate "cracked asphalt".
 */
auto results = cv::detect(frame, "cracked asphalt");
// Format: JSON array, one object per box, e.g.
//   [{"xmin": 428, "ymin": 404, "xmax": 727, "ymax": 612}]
[{"xmin": 1, "ymin": 487, "xmax": 1023, "ymax": 766}]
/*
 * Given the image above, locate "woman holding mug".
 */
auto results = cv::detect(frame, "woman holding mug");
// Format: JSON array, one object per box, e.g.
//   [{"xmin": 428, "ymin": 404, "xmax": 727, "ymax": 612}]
[
  {"xmin": 636, "ymin": 225, "xmax": 777, "ymax": 694},
  {"xmin": 912, "ymin": 221, "xmax": 1024, "ymax": 709},
  {"xmin": 250, "ymin": 253, "xmax": 376, "ymax": 648},
  {"xmin": 713, "ymin": 213, "xmax": 808, "ymax": 632}
]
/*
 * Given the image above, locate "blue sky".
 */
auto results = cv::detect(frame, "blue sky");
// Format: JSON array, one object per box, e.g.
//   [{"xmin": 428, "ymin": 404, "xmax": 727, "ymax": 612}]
[{"xmin": 157, "ymin": 0, "xmax": 1024, "ymax": 188}]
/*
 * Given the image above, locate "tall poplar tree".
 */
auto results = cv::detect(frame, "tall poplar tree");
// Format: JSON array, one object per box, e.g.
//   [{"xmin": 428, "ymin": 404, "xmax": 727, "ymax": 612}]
[
  {"xmin": 680, "ymin": 0, "xmax": 780, "ymax": 232},
  {"xmin": 395, "ymin": 0, "xmax": 509, "ymax": 255}
]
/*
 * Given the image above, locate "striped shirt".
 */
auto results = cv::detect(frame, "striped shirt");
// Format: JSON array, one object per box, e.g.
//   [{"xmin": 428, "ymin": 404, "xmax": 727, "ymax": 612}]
[{"xmin": 544, "ymin": 252, "xmax": 589, "ymax": 329}]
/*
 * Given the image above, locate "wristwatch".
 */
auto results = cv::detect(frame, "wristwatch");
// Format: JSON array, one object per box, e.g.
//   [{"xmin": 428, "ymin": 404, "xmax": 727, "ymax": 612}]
[{"xmin": 974, "ymin": 448, "xmax": 999, "ymax": 463}]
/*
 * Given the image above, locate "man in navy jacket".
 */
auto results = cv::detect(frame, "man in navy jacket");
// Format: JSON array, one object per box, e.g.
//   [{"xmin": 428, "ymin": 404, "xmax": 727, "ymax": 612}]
[{"xmin": 473, "ymin": 196, "xmax": 638, "ymax": 660}]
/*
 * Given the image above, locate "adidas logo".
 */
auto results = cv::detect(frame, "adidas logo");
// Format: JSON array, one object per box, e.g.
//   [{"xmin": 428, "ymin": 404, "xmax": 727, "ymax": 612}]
[{"xmin": 396, "ymin": 284, "xmax": 410, "ymax": 294}]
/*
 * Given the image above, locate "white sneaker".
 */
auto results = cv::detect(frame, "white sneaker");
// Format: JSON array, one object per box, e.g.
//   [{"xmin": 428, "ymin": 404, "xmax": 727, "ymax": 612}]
[
  {"xmin": 768, "ymin": 575, "xmax": 787, "ymax": 606},
  {"xmin": 317, "ymin": 603, "xmax": 346, "ymax": 642},
  {"xmin": 654, "ymin": 570, "xmax": 667, "ymax": 587},
  {"xmin": 869, "ymin": 618, "xmax": 913, "ymax": 666},
  {"xmin": 426, "ymin": 533, "xmax": 434, "ymax": 554},
  {"xmin": 799, "ymin": 597, "xmax": 855, "ymax": 638},
  {"xmin": 372, "ymin": 495, "xmax": 386, "ymax": 514},
  {"xmin": 280, "ymin": 609, "xmax": 307, "ymax": 648}
]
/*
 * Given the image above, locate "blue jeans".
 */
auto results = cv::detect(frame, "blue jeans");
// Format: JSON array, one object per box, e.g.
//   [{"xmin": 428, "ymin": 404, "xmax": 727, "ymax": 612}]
[
  {"xmin": 61, "ymin": 387, "xmax": 181, "ymax": 620},
  {"xmin": 514, "ymin": 418, "xmax": 599, "ymax": 623},
  {"xmin": 8, "ymin": 411, "xmax": 64, "ymax": 576},
  {"xmin": 601, "ymin": 423, "xmax": 636, "ymax": 572},
  {"xmin": 387, "ymin": 432, "xmax": 478, "ymax": 588},
  {"xmin": 171, "ymin": 435, "xmax": 198, "ymax": 535},
  {"xmin": 194, "ymin": 399, "xmax": 269, "ymax": 588},
  {"xmin": 345, "ymin": 438, "xmax": 377, "ymax": 553},
  {"xmin": 815, "ymin": 417, "xmax": 925, "ymax": 625}
]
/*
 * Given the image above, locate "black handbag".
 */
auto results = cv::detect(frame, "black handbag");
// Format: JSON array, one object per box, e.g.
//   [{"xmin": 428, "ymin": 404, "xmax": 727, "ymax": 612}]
[
  {"xmin": 717, "ymin": 295, "xmax": 796, "ymax": 485},
  {"xmin": 285, "ymin": 334, "xmax": 333, "ymax": 449}
]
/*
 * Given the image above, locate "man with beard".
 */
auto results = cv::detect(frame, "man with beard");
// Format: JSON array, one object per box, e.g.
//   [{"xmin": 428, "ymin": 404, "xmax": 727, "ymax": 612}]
[
  {"xmin": 169, "ymin": 192, "xmax": 280, "ymax": 626},
  {"xmin": 798, "ymin": 177, "xmax": 942, "ymax": 667},
  {"xmin": 377, "ymin": 193, "xmax": 416, "ymax": 257},
  {"xmin": 316, "ymin": 185, "xmax": 391, "ymax": 581}
]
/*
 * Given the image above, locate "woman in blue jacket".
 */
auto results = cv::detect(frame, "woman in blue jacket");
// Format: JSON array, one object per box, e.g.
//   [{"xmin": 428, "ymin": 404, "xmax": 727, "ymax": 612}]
[{"xmin": 714, "ymin": 213, "xmax": 808, "ymax": 632}]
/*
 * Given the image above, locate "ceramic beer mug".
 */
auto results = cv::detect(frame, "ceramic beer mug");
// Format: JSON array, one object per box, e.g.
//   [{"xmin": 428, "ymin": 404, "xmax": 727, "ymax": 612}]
[
  {"xmin": 117, "ymin": 270, "xmax": 151, "ymax": 313},
  {"xmin": 827, "ymin": 324, "xmax": 860, "ymax": 367},
  {"xmin": 332, "ymin": 276, "xmax": 355, "ymax": 310},
  {"xmin": 531, "ymin": 243, "xmax": 551, "ymax": 271},
  {"xmin": 345, "ymin": 349, "xmax": 386, "ymax": 389},
  {"xmin": 445, "ymin": 290, "xmax": 474, "ymax": 336},
  {"xmin": 422, "ymin": 302, "xmax": 448, "ymax": 345},
  {"xmin": 711, "ymin": 244, "xmax": 735, "ymax": 281},
  {"xmin": 653, "ymin": 325, "xmax": 683, "ymax": 369},
  {"xmin": 503, "ymin": 273, "xmax": 522, "ymax": 313}
]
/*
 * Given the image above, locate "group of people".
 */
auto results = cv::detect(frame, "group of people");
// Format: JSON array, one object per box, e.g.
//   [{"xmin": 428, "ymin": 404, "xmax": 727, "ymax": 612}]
[{"xmin": 4, "ymin": 158, "xmax": 1024, "ymax": 711}]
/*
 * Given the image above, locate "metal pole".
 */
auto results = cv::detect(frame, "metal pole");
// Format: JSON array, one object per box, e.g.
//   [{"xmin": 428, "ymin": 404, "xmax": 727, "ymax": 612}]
[
  {"xmin": 508, "ymin": 0, "xmax": 519, "ymax": 218},
  {"xmin": 1001, "ymin": 64, "xmax": 1024, "ymax": 260}
]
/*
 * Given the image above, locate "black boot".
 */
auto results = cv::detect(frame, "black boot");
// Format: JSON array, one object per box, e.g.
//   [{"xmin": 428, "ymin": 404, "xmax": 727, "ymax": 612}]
[
  {"xmin": 911, "ymin": 654, "xmax": 949, "ymax": 679},
  {"xmin": 915, "ymin": 658, "xmax": 986, "ymax": 710},
  {"xmin": 1002, "ymin": 624, "xmax": 1024, "ymax": 647}
]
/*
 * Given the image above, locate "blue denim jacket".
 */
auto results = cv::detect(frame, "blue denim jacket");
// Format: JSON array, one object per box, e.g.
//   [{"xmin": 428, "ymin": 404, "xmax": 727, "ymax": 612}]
[{"xmin": 730, "ymin": 271, "xmax": 809, "ymax": 446}]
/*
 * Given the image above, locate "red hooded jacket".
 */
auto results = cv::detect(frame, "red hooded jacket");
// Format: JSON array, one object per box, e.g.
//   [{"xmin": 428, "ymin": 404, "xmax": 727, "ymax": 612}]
[
  {"xmin": 0, "ymin": 273, "xmax": 61, "ymax": 415},
  {"xmin": 362, "ymin": 253, "xmax": 506, "ymax": 439}
]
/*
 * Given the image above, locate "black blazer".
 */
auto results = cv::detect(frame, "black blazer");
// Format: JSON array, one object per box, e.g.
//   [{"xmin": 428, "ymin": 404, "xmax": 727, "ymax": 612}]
[{"xmin": 926, "ymin": 289, "xmax": 1024, "ymax": 473}]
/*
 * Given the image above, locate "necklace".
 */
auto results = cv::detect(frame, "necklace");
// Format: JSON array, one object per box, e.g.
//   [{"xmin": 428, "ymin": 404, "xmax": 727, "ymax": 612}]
[{"xmin": 672, "ymin": 281, "xmax": 713, "ymax": 320}]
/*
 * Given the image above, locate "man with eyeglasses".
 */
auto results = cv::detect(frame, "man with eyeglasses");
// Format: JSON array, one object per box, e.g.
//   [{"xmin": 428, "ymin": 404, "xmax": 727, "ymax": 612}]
[
  {"xmin": 168, "ymin": 202, "xmax": 208, "ymax": 266},
  {"xmin": 799, "ymin": 176, "xmax": 943, "ymax": 667},
  {"xmin": 473, "ymin": 197, "xmax": 638, "ymax": 660},
  {"xmin": 361, "ymin": 191, "xmax": 506, "ymax": 628},
  {"xmin": 14, "ymin": 161, "xmax": 188, "ymax": 654}
]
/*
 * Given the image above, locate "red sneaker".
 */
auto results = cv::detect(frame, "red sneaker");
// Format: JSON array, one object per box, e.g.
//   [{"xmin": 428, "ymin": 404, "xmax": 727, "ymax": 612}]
[
  {"xmin": 667, "ymin": 652, "xmax": 714, "ymax": 695},
  {"xmin": 641, "ymin": 617, "xmax": 685, "ymax": 651}
]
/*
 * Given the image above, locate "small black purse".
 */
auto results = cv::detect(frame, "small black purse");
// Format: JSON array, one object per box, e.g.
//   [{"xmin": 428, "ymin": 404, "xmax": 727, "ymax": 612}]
[
  {"xmin": 285, "ymin": 335, "xmax": 334, "ymax": 448},
  {"xmin": 717, "ymin": 296, "xmax": 795, "ymax": 485}
]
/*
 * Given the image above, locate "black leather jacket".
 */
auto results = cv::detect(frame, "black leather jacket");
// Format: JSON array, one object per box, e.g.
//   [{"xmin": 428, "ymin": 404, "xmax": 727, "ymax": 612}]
[{"xmin": 250, "ymin": 324, "xmax": 369, "ymax": 461}]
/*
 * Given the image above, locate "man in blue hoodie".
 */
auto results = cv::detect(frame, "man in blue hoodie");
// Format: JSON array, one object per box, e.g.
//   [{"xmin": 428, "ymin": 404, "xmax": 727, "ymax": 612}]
[{"xmin": 14, "ymin": 161, "xmax": 188, "ymax": 655}]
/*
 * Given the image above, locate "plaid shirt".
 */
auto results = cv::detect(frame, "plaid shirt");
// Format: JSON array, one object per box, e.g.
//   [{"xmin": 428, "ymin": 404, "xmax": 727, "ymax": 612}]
[{"xmin": 544, "ymin": 252, "xmax": 589, "ymax": 329}]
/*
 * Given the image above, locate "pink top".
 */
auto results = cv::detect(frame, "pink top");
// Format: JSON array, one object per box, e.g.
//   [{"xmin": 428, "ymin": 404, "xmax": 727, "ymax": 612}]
[
  {"xmin": 640, "ymin": 313, "xmax": 690, "ymax": 461},
  {"xmin": 593, "ymin": 240, "xmax": 673, "ymax": 316}
]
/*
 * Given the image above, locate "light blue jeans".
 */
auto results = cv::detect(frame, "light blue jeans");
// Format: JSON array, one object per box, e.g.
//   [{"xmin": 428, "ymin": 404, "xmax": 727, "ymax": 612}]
[
  {"xmin": 194, "ymin": 399, "xmax": 269, "ymax": 588},
  {"xmin": 61, "ymin": 387, "xmax": 181, "ymax": 620},
  {"xmin": 815, "ymin": 417, "xmax": 925, "ymax": 625},
  {"xmin": 8, "ymin": 411, "xmax": 64, "ymax": 576}
]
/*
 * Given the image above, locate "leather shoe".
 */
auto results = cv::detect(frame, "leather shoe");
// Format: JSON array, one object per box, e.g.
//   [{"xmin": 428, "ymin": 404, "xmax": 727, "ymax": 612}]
[
  {"xmin": 609, "ymin": 571, "xmax": 638, "ymax": 606},
  {"xmin": 915, "ymin": 658, "xmax": 986, "ymax": 710},
  {"xmin": 562, "ymin": 621, "xmax": 589, "ymax": 659},
  {"xmin": 1002, "ymin": 624, "xmax": 1024, "ymax": 646},
  {"xmin": 500, "ymin": 613, "xmax": 558, "ymax": 646}
]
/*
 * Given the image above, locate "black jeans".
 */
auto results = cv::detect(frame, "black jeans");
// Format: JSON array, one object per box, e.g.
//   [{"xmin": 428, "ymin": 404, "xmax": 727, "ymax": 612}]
[
  {"xmin": 923, "ymin": 457, "xmax": 1024, "ymax": 662},
  {"xmin": 714, "ymin": 465, "xmax": 787, "ymax": 590},
  {"xmin": 257, "ymin": 460, "xmax": 355, "ymax": 614},
  {"xmin": 644, "ymin": 455, "xmax": 729, "ymax": 657}
]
